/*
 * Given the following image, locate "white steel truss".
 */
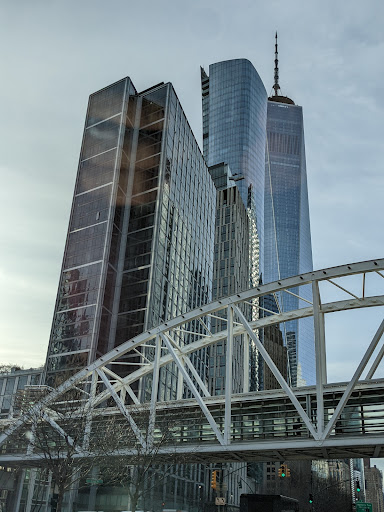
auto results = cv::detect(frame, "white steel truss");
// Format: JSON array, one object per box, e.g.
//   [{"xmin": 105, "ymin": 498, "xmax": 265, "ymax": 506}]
[{"xmin": 1, "ymin": 258, "xmax": 384, "ymax": 463}]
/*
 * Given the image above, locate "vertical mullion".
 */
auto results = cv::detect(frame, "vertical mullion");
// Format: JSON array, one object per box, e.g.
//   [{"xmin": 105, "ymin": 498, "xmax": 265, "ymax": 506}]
[{"xmin": 225, "ymin": 305, "xmax": 234, "ymax": 444}]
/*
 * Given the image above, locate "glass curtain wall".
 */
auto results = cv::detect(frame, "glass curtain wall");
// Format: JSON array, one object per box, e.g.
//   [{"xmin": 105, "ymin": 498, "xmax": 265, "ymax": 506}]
[
  {"xmin": 202, "ymin": 59, "xmax": 267, "ymax": 277},
  {"xmin": 264, "ymin": 100, "xmax": 315, "ymax": 386},
  {"xmin": 45, "ymin": 78, "xmax": 136, "ymax": 385}
]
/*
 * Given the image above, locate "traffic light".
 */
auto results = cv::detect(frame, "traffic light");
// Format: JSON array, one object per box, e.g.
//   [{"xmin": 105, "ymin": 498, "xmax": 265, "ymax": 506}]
[
  {"xmin": 278, "ymin": 464, "xmax": 288, "ymax": 477},
  {"xmin": 286, "ymin": 467, "xmax": 291, "ymax": 477},
  {"xmin": 211, "ymin": 470, "xmax": 217, "ymax": 489},
  {"xmin": 356, "ymin": 480, "xmax": 361, "ymax": 493},
  {"xmin": 309, "ymin": 494, "xmax": 314, "ymax": 504}
]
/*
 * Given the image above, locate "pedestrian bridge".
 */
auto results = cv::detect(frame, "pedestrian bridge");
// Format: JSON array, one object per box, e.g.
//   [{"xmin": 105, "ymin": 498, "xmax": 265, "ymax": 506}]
[{"xmin": 1, "ymin": 259, "xmax": 384, "ymax": 465}]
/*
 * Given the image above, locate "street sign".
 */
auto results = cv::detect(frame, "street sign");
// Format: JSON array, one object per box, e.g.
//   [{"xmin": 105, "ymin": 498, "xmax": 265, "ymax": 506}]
[
  {"xmin": 215, "ymin": 497, "xmax": 226, "ymax": 505},
  {"xmin": 85, "ymin": 478, "xmax": 103, "ymax": 485},
  {"xmin": 356, "ymin": 503, "xmax": 373, "ymax": 512}
]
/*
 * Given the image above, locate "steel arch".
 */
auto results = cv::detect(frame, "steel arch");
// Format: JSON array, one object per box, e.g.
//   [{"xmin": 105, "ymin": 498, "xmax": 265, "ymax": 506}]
[{"xmin": 1, "ymin": 258, "xmax": 384, "ymax": 461}]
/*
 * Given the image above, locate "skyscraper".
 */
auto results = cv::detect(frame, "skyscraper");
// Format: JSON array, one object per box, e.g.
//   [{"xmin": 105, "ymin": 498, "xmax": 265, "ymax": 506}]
[
  {"xmin": 201, "ymin": 60, "xmax": 267, "ymax": 277},
  {"xmin": 201, "ymin": 60, "xmax": 269, "ymax": 505},
  {"xmin": 42, "ymin": 76, "xmax": 216, "ymax": 510},
  {"xmin": 44, "ymin": 77, "xmax": 216, "ymax": 401},
  {"xmin": 264, "ymin": 34, "xmax": 315, "ymax": 386},
  {"xmin": 208, "ymin": 163, "xmax": 253, "ymax": 394}
]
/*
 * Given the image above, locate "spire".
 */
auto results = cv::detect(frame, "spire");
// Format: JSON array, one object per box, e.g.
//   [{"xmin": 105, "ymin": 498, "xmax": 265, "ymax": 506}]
[
  {"xmin": 268, "ymin": 32, "xmax": 295, "ymax": 104},
  {"xmin": 273, "ymin": 31, "xmax": 281, "ymax": 96}
]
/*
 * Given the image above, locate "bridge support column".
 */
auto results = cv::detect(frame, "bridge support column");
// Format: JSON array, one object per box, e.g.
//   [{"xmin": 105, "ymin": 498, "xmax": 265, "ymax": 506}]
[
  {"xmin": 243, "ymin": 333, "xmax": 249, "ymax": 393},
  {"xmin": 312, "ymin": 280, "xmax": 327, "ymax": 435},
  {"xmin": 149, "ymin": 335, "xmax": 161, "ymax": 444},
  {"xmin": 225, "ymin": 306, "xmax": 234, "ymax": 444}
]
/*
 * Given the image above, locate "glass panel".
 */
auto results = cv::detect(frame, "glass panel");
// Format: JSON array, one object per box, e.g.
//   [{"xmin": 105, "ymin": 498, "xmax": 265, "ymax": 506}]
[
  {"xmin": 77, "ymin": 149, "xmax": 117, "ymax": 194},
  {"xmin": 82, "ymin": 117, "xmax": 121, "ymax": 160},
  {"xmin": 86, "ymin": 79, "xmax": 126, "ymax": 127}
]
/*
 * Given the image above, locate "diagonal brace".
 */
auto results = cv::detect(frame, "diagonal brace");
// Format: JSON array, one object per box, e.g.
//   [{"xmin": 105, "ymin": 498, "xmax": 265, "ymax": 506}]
[
  {"xmin": 102, "ymin": 367, "xmax": 140, "ymax": 405},
  {"xmin": 321, "ymin": 317, "xmax": 384, "ymax": 440},
  {"xmin": 232, "ymin": 305, "xmax": 319, "ymax": 440},
  {"xmin": 183, "ymin": 356, "xmax": 211, "ymax": 398},
  {"xmin": 366, "ymin": 337, "xmax": 384, "ymax": 380},
  {"xmin": 160, "ymin": 333, "xmax": 225, "ymax": 445},
  {"xmin": 42, "ymin": 411, "xmax": 84, "ymax": 455},
  {"xmin": 96, "ymin": 368, "xmax": 146, "ymax": 449}
]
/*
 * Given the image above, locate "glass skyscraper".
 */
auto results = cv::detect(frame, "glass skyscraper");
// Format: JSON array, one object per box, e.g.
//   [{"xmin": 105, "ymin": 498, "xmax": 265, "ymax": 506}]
[
  {"xmin": 208, "ymin": 163, "xmax": 251, "ymax": 396},
  {"xmin": 202, "ymin": 55, "xmax": 315, "ymax": 387},
  {"xmin": 264, "ymin": 79, "xmax": 315, "ymax": 386},
  {"xmin": 201, "ymin": 59, "xmax": 267, "ymax": 276},
  {"xmin": 44, "ymin": 77, "xmax": 216, "ymax": 398}
]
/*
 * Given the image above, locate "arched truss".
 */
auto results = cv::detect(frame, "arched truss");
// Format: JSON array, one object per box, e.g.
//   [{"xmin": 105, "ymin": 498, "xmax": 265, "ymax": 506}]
[{"xmin": 1, "ymin": 258, "xmax": 384, "ymax": 462}]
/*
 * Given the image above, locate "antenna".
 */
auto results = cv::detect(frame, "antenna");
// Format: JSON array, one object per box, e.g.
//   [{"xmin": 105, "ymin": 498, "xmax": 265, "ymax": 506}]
[{"xmin": 273, "ymin": 31, "xmax": 281, "ymax": 97}]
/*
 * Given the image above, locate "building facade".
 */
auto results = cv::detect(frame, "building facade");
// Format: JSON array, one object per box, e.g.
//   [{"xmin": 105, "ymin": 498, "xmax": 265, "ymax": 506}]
[
  {"xmin": 0, "ymin": 367, "xmax": 45, "ymax": 512},
  {"xmin": 45, "ymin": 78, "xmax": 216, "ymax": 399},
  {"xmin": 264, "ymin": 98, "xmax": 315, "ymax": 386},
  {"xmin": 364, "ymin": 461, "xmax": 384, "ymax": 512},
  {"xmin": 263, "ymin": 36, "xmax": 315, "ymax": 386},
  {"xmin": 208, "ymin": 163, "xmax": 251, "ymax": 395},
  {"xmin": 201, "ymin": 59, "xmax": 267, "ymax": 277},
  {"xmin": 0, "ymin": 367, "xmax": 43, "ymax": 420},
  {"xmin": 41, "ymin": 77, "xmax": 216, "ymax": 510}
]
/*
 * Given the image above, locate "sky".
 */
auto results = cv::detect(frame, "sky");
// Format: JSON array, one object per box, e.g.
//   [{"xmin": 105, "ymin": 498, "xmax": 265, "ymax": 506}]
[{"xmin": 1, "ymin": 0, "xmax": 384, "ymax": 464}]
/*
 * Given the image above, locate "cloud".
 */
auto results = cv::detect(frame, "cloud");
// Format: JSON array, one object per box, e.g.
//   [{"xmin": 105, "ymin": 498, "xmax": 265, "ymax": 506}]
[{"xmin": 0, "ymin": 0, "xmax": 383, "ymax": 383}]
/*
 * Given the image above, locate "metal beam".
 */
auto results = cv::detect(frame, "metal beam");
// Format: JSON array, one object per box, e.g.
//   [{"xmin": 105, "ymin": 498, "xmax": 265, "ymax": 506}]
[
  {"xmin": 243, "ymin": 333, "xmax": 250, "ymax": 393},
  {"xmin": 160, "ymin": 332, "xmax": 225, "ymax": 446},
  {"xmin": 321, "ymin": 318, "xmax": 384, "ymax": 440},
  {"xmin": 1, "ymin": 260, "xmax": 383, "ymax": 451},
  {"xmin": 148, "ymin": 335, "xmax": 161, "ymax": 447},
  {"xmin": 233, "ymin": 305, "xmax": 319, "ymax": 440},
  {"xmin": 312, "ymin": 280, "xmax": 327, "ymax": 437},
  {"xmin": 96, "ymin": 368, "xmax": 146, "ymax": 449},
  {"xmin": 224, "ymin": 306, "xmax": 234, "ymax": 445},
  {"xmin": 366, "ymin": 339, "xmax": 384, "ymax": 380},
  {"xmin": 74, "ymin": 296, "xmax": 384, "ymax": 412},
  {"xmin": 183, "ymin": 355, "xmax": 211, "ymax": 398}
]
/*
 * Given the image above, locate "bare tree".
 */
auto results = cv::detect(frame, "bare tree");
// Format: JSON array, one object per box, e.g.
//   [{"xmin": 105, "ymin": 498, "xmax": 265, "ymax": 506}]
[
  {"xmin": 7, "ymin": 385, "xmax": 192, "ymax": 512},
  {"xmin": 0, "ymin": 364, "xmax": 24, "ymax": 374},
  {"xmin": 311, "ymin": 474, "xmax": 352, "ymax": 512},
  {"xmin": 89, "ymin": 403, "xmax": 194, "ymax": 512},
  {"xmin": 9, "ymin": 385, "xmax": 117, "ymax": 512}
]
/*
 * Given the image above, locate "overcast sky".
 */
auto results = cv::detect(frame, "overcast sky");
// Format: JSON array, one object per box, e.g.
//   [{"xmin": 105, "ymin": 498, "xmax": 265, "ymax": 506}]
[{"xmin": 1, "ymin": 0, "xmax": 384, "ymax": 466}]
